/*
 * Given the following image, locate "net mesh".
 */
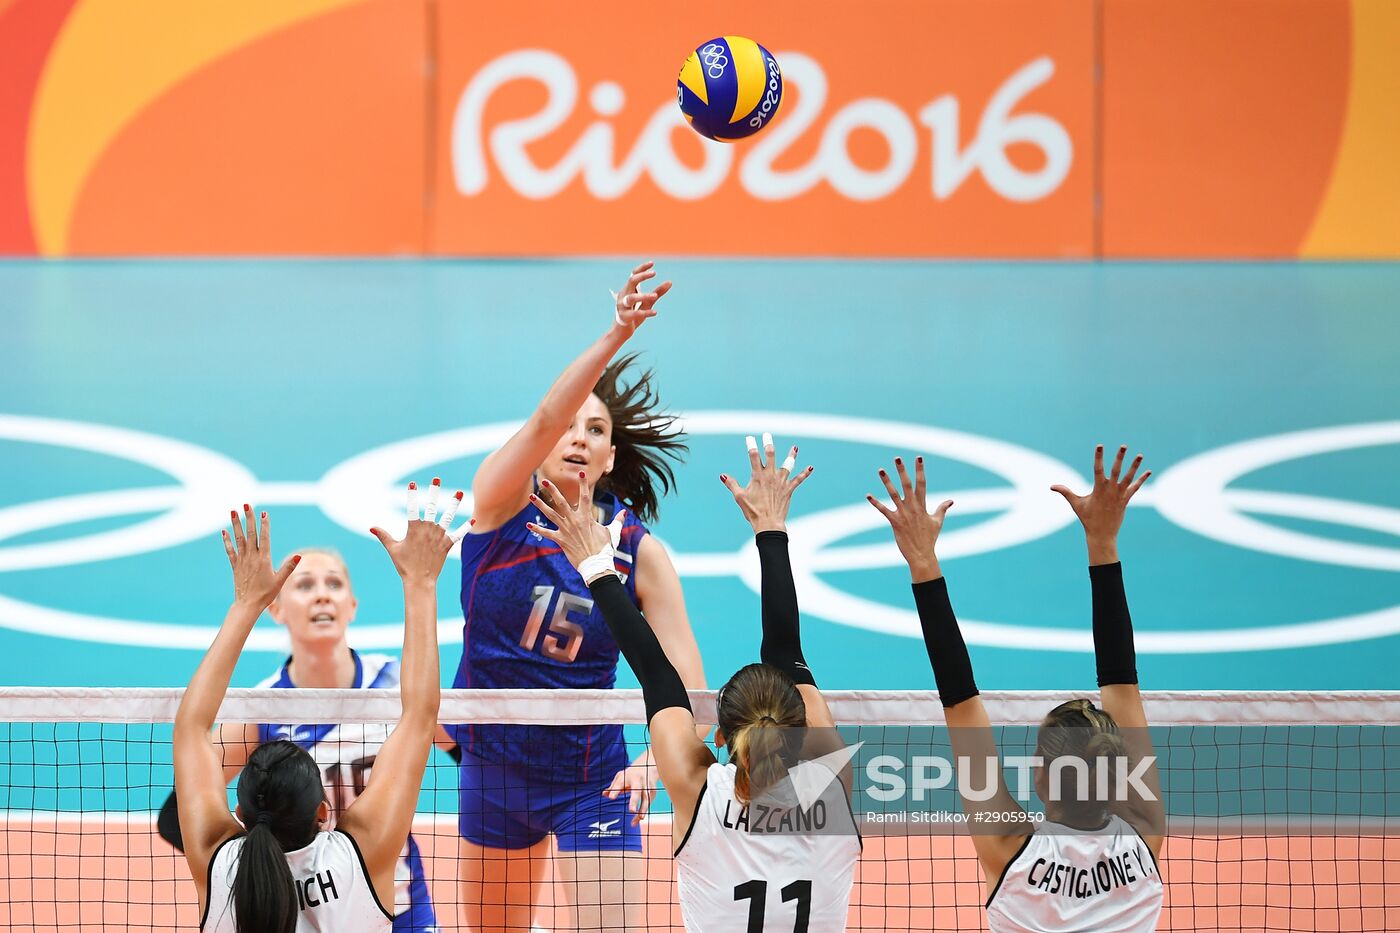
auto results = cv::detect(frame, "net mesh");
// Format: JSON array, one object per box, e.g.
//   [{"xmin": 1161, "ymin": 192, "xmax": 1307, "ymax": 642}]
[{"xmin": 1, "ymin": 688, "xmax": 1397, "ymax": 932}]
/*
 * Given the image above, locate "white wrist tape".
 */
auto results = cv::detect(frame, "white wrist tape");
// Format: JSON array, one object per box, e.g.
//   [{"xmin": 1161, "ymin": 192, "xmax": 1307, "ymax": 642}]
[
  {"xmin": 609, "ymin": 288, "xmax": 626, "ymax": 326},
  {"xmin": 579, "ymin": 549, "xmax": 620, "ymax": 584}
]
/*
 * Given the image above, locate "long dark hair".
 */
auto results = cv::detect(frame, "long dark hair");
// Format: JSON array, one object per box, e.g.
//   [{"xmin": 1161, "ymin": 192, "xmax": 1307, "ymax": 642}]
[
  {"xmin": 717, "ymin": 663, "xmax": 807, "ymax": 804},
  {"xmin": 1035, "ymin": 698, "xmax": 1127, "ymax": 827},
  {"xmin": 593, "ymin": 353, "xmax": 687, "ymax": 523},
  {"xmin": 231, "ymin": 741, "xmax": 324, "ymax": 933}
]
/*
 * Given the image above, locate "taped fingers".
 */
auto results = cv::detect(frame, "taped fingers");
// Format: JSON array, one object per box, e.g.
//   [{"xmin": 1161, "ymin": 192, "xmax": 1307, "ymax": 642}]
[
  {"xmin": 745, "ymin": 434, "xmax": 763, "ymax": 471},
  {"xmin": 438, "ymin": 490, "xmax": 463, "ymax": 529},
  {"xmin": 424, "ymin": 478, "xmax": 441, "ymax": 523},
  {"xmin": 780, "ymin": 445, "xmax": 797, "ymax": 476}
]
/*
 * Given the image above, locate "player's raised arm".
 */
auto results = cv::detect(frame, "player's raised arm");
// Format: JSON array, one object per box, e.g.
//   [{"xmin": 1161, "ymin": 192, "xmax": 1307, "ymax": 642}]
[
  {"xmin": 471, "ymin": 261, "xmax": 673, "ymax": 529},
  {"xmin": 1052, "ymin": 445, "xmax": 1165, "ymax": 855},
  {"xmin": 868, "ymin": 457, "xmax": 1030, "ymax": 876},
  {"xmin": 173, "ymin": 507, "xmax": 300, "ymax": 911},
  {"xmin": 526, "ymin": 472, "xmax": 714, "ymax": 851},
  {"xmin": 338, "ymin": 481, "xmax": 465, "ymax": 906}
]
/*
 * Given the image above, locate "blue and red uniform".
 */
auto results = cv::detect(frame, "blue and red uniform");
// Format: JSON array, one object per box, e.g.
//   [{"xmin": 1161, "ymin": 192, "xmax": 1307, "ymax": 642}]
[{"xmin": 452, "ymin": 490, "xmax": 647, "ymax": 851}]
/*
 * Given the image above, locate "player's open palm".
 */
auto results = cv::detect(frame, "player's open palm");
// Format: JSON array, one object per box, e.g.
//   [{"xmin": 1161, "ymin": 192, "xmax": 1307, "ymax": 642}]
[
  {"xmin": 720, "ymin": 433, "xmax": 814, "ymax": 534},
  {"xmin": 868, "ymin": 457, "xmax": 954, "ymax": 573},
  {"xmin": 223, "ymin": 505, "xmax": 299, "ymax": 609},
  {"xmin": 371, "ymin": 479, "xmax": 466, "ymax": 584},
  {"xmin": 527, "ymin": 473, "xmax": 622, "ymax": 576},
  {"xmin": 1051, "ymin": 445, "xmax": 1151, "ymax": 540}
]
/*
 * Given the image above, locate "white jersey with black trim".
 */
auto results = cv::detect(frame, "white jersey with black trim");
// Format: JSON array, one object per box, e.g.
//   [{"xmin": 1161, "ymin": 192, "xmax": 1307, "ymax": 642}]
[
  {"xmin": 985, "ymin": 814, "xmax": 1163, "ymax": 933},
  {"xmin": 202, "ymin": 829, "xmax": 391, "ymax": 932},
  {"xmin": 255, "ymin": 651, "xmax": 427, "ymax": 922},
  {"xmin": 675, "ymin": 761, "xmax": 860, "ymax": 933}
]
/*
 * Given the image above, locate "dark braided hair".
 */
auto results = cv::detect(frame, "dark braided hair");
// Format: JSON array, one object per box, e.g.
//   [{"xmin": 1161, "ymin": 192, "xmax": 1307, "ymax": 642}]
[{"xmin": 592, "ymin": 353, "xmax": 687, "ymax": 523}]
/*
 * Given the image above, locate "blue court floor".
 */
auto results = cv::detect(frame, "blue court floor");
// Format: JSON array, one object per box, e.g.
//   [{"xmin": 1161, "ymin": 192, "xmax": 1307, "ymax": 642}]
[{"xmin": 0, "ymin": 259, "xmax": 1397, "ymax": 692}]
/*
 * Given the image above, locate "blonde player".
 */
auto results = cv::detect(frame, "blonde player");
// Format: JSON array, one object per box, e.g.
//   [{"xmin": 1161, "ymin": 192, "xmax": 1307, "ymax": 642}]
[
  {"xmin": 173, "ymin": 491, "xmax": 462, "ymax": 933},
  {"xmin": 528, "ymin": 435, "xmax": 860, "ymax": 932},
  {"xmin": 869, "ymin": 447, "xmax": 1165, "ymax": 933}
]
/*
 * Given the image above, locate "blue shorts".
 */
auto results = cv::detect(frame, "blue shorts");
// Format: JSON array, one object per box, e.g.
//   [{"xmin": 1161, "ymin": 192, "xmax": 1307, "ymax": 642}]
[
  {"xmin": 393, "ymin": 836, "xmax": 438, "ymax": 932},
  {"xmin": 457, "ymin": 751, "xmax": 643, "ymax": 853}
]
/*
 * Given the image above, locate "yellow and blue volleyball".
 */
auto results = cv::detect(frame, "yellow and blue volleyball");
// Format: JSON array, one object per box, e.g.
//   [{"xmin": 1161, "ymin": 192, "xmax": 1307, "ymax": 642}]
[{"xmin": 677, "ymin": 36, "xmax": 783, "ymax": 142}]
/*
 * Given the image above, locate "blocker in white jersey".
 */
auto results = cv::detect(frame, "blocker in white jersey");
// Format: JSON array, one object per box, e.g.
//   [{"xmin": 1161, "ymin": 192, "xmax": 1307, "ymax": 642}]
[
  {"xmin": 676, "ymin": 760, "xmax": 860, "ymax": 933},
  {"xmin": 985, "ymin": 815, "xmax": 1163, "ymax": 933},
  {"xmin": 202, "ymin": 829, "xmax": 392, "ymax": 933},
  {"xmin": 256, "ymin": 651, "xmax": 436, "ymax": 930}
]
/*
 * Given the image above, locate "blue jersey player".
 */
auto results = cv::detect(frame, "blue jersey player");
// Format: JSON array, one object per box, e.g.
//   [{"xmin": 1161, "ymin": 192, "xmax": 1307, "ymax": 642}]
[{"xmin": 452, "ymin": 261, "xmax": 707, "ymax": 931}]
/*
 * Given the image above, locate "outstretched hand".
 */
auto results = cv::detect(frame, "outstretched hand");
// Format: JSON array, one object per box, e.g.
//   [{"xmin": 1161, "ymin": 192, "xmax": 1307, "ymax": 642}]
[
  {"xmin": 611, "ymin": 260, "xmax": 673, "ymax": 333},
  {"xmin": 867, "ymin": 457, "xmax": 954, "ymax": 583},
  {"xmin": 527, "ymin": 472, "xmax": 625, "ymax": 582},
  {"xmin": 720, "ymin": 433, "xmax": 814, "ymax": 534},
  {"xmin": 223, "ymin": 505, "xmax": 300, "ymax": 609},
  {"xmin": 1051, "ymin": 445, "xmax": 1150, "ymax": 563},
  {"xmin": 370, "ymin": 479, "xmax": 468, "ymax": 585}
]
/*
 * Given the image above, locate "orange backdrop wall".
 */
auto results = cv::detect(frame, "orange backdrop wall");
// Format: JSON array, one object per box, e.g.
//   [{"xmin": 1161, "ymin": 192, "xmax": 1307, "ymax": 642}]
[
  {"xmin": 1, "ymin": 0, "xmax": 1396, "ymax": 257},
  {"xmin": 430, "ymin": 0, "xmax": 1096, "ymax": 258}
]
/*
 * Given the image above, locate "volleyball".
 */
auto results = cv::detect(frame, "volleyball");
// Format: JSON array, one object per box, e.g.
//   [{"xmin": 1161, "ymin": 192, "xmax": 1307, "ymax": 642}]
[{"xmin": 677, "ymin": 36, "xmax": 783, "ymax": 141}]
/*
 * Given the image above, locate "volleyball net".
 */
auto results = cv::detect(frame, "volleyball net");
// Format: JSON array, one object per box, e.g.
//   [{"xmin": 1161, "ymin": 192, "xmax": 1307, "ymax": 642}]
[{"xmin": 1, "ymin": 688, "xmax": 1396, "ymax": 931}]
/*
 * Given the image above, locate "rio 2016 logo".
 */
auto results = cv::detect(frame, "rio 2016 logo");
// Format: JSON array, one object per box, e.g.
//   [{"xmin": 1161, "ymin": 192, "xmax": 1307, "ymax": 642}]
[
  {"xmin": 452, "ymin": 51, "xmax": 1072, "ymax": 203},
  {"xmin": 747, "ymin": 53, "xmax": 783, "ymax": 131},
  {"xmin": 0, "ymin": 412, "xmax": 1396, "ymax": 653}
]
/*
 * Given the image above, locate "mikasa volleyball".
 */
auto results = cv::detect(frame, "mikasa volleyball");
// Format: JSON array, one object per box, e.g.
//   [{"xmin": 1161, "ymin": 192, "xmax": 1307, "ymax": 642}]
[{"xmin": 677, "ymin": 36, "xmax": 783, "ymax": 141}]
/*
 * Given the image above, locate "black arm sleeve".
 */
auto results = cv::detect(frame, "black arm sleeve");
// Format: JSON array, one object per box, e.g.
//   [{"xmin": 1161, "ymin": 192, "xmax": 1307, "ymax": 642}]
[
  {"xmin": 157, "ymin": 789, "xmax": 185, "ymax": 852},
  {"xmin": 755, "ymin": 530, "xmax": 816, "ymax": 686},
  {"xmin": 1090, "ymin": 561, "xmax": 1138, "ymax": 686},
  {"xmin": 587, "ymin": 574, "xmax": 692, "ymax": 722},
  {"xmin": 911, "ymin": 577, "xmax": 979, "ymax": 708}
]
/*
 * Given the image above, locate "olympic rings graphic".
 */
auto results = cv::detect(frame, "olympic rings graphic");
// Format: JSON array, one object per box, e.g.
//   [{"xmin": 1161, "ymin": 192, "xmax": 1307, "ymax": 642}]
[
  {"xmin": 700, "ymin": 43, "xmax": 729, "ymax": 79},
  {"xmin": 0, "ymin": 412, "xmax": 1396, "ymax": 653}
]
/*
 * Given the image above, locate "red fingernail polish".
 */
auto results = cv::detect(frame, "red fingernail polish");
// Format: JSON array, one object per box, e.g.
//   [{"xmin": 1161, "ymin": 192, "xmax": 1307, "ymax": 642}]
[
  {"xmin": 261, "ymin": 512, "xmax": 267, "ymax": 519},
  {"xmin": 432, "ymin": 477, "xmax": 441, "ymax": 486},
  {"xmin": 243, "ymin": 504, "xmax": 250, "ymax": 512},
  {"xmin": 879, "ymin": 470, "xmax": 887, "ymax": 476},
  {"xmin": 895, "ymin": 457, "xmax": 902, "ymax": 464},
  {"xmin": 293, "ymin": 554, "xmax": 301, "ymax": 563},
  {"xmin": 917, "ymin": 457, "xmax": 923, "ymax": 464},
  {"xmin": 409, "ymin": 481, "xmax": 417, "ymax": 490},
  {"xmin": 469, "ymin": 518, "xmax": 476, "ymax": 525},
  {"xmin": 454, "ymin": 491, "xmax": 464, "ymax": 500}
]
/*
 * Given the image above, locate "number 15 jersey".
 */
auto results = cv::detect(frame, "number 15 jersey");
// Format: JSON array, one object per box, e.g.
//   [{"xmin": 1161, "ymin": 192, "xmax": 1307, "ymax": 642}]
[{"xmin": 452, "ymin": 491, "xmax": 648, "ymax": 784}]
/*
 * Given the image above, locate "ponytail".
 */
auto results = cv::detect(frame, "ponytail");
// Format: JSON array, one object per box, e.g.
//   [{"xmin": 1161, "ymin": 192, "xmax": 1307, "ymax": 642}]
[
  {"xmin": 717, "ymin": 664, "xmax": 807, "ymax": 805},
  {"xmin": 1037, "ymin": 698, "xmax": 1126, "ymax": 826},
  {"xmin": 232, "ymin": 821, "xmax": 298, "ymax": 933},
  {"xmin": 730, "ymin": 716, "xmax": 792, "ymax": 805},
  {"xmin": 231, "ymin": 741, "xmax": 324, "ymax": 933}
]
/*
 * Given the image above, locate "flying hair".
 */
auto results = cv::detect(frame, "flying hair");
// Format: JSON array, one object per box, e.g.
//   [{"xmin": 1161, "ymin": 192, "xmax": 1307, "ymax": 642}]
[{"xmin": 592, "ymin": 353, "xmax": 687, "ymax": 523}]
